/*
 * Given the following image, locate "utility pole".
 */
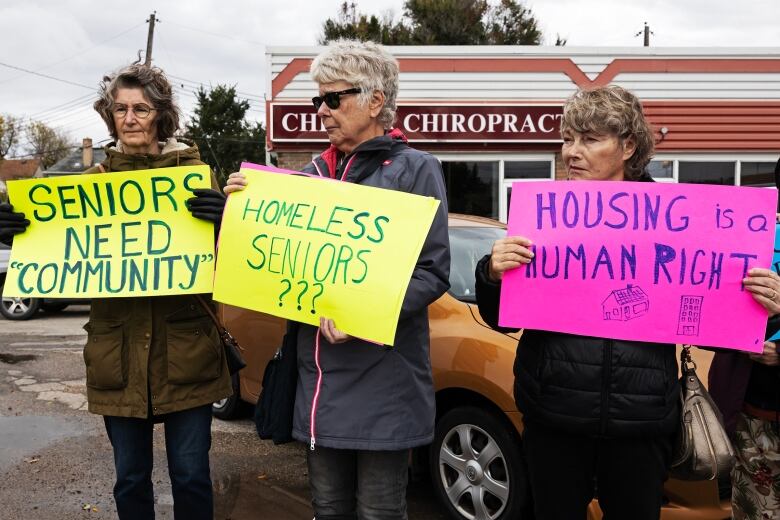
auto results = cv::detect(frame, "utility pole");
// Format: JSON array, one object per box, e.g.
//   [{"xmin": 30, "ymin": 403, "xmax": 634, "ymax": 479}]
[
  {"xmin": 144, "ymin": 11, "xmax": 159, "ymax": 66},
  {"xmin": 635, "ymin": 22, "xmax": 653, "ymax": 47}
]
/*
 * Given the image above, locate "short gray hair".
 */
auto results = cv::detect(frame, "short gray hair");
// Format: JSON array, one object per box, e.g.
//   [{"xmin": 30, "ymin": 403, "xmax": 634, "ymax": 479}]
[
  {"xmin": 561, "ymin": 85, "xmax": 655, "ymax": 180},
  {"xmin": 310, "ymin": 39, "xmax": 399, "ymax": 129},
  {"xmin": 94, "ymin": 63, "xmax": 181, "ymax": 141}
]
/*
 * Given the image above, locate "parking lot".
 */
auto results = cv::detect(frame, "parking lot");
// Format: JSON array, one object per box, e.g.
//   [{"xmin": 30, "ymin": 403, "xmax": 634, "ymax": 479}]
[{"xmin": 0, "ymin": 307, "xmax": 446, "ymax": 519}]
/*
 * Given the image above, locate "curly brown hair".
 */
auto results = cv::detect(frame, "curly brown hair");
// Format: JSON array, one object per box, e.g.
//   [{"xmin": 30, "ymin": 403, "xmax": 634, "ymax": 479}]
[
  {"xmin": 561, "ymin": 85, "xmax": 655, "ymax": 180},
  {"xmin": 94, "ymin": 64, "xmax": 180, "ymax": 142}
]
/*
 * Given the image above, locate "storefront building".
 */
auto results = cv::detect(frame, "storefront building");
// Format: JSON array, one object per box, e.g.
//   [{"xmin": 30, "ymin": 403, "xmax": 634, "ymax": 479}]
[{"xmin": 266, "ymin": 46, "xmax": 780, "ymax": 222}]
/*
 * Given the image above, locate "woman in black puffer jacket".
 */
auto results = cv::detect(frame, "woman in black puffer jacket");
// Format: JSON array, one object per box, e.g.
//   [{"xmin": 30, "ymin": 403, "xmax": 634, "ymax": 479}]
[{"xmin": 476, "ymin": 85, "xmax": 678, "ymax": 520}]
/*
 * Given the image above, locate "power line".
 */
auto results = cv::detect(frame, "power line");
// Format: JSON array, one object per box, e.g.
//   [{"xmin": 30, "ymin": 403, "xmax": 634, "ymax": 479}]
[
  {"xmin": 169, "ymin": 74, "xmax": 264, "ymax": 102},
  {"xmin": 28, "ymin": 93, "xmax": 95, "ymax": 120},
  {"xmin": 0, "ymin": 61, "xmax": 93, "ymax": 89},
  {"xmin": 164, "ymin": 20, "xmax": 266, "ymax": 48},
  {"xmin": 0, "ymin": 22, "xmax": 145, "ymax": 86}
]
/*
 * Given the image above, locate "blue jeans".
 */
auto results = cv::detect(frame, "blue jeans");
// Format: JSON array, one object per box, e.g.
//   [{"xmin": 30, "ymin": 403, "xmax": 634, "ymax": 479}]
[
  {"xmin": 103, "ymin": 404, "xmax": 214, "ymax": 520},
  {"xmin": 307, "ymin": 446, "xmax": 409, "ymax": 520}
]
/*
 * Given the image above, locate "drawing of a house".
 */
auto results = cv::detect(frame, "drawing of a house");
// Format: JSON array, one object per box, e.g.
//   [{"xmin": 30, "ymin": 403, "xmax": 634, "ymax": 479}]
[{"xmin": 602, "ymin": 284, "xmax": 650, "ymax": 321}]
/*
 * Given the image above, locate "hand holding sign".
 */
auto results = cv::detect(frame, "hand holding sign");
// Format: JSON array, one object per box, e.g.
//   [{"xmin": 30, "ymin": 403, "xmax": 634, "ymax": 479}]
[
  {"xmin": 743, "ymin": 267, "xmax": 780, "ymax": 316},
  {"xmin": 0, "ymin": 203, "xmax": 30, "ymax": 246},
  {"xmin": 488, "ymin": 235, "xmax": 535, "ymax": 282}
]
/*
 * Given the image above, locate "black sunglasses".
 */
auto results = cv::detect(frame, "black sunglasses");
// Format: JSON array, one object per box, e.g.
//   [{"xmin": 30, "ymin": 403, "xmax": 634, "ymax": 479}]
[{"xmin": 311, "ymin": 87, "xmax": 362, "ymax": 110}]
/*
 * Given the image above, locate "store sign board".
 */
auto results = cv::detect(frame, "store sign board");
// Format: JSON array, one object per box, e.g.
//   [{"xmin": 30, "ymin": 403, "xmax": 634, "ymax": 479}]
[{"xmin": 270, "ymin": 104, "xmax": 563, "ymax": 143}]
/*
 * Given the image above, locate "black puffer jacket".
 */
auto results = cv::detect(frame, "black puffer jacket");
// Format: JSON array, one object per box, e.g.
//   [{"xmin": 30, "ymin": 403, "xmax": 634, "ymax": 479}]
[{"xmin": 475, "ymin": 173, "xmax": 679, "ymax": 438}]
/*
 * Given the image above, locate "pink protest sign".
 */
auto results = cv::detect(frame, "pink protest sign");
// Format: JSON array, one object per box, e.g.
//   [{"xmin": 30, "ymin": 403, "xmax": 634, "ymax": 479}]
[{"xmin": 499, "ymin": 181, "xmax": 777, "ymax": 353}]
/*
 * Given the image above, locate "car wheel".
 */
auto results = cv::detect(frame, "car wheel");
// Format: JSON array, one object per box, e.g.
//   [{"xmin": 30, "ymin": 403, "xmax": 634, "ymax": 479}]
[
  {"xmin": 41, "ymin": 302, "xmax": 69, "ymax": 312},
  {"xmin": 430, "ymin": 406, "xmax": 528, "ymax": 520},
  {"xmin": 212, "ymin": 374, "xmax": 242, "ymax": 420},
  {"xmin": 0, "ymin": 288, "xmax": 42, "ymax": 320}
]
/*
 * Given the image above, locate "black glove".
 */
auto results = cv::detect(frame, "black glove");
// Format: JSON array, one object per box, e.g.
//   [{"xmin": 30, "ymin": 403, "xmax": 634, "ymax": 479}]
[
  {"xmin": 186, "ymin": 189, "xmax": 227, "ymax": 229},
  {"xmin": 0, "ymin": 203, "xmax": 30, "ymax": 246}
]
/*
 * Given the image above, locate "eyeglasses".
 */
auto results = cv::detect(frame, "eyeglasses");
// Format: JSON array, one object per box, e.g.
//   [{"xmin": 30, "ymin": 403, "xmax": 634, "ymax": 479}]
[
  {"xmin": 112, "ymin": 104, "xmax": 156, "ymax": 119},
  {"xmin": 311, "ymin": 88, "xmax": 362, "ymax": 110}
]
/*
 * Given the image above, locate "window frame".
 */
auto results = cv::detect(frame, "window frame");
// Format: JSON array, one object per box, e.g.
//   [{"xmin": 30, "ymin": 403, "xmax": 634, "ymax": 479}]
[
  {"xmin": 435, "ymin": 153, "xmax": 555, "ymax": 222},
  {"xmin": 649, "ymin": 153, "xmax": 779, "ymax": 186}
]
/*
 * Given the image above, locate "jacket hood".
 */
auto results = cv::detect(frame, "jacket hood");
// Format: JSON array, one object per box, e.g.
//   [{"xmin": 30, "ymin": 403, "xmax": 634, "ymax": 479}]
[{"xmin": 96, "ymin": 138, "xmax": 202, "ymax": 172}]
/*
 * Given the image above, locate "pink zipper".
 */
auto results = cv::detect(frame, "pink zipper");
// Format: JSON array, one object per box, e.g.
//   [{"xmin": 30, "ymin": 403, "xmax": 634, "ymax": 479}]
[
  {"xmin": 310, "ymin": 328, "xmax": 323, "ymax": 450},
  {"xmin": 308, "ymin": 153, "xmax": 356, "ymax": 450}
]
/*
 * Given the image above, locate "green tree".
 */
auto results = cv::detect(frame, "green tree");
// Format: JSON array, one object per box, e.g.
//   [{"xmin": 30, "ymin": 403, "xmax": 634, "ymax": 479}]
[
  {"xmin": 484, "ymin": 0, "xmax": 541, "ymax": 45},
  {"xmin": 26, "ymin": 121, "xmax": 72, "ymax": 169},
  {"xmin": 319, "ymin": 2, "xmax": 411, "ymax": 44},
  {"xmin": 0, "ymin": 113, "xmax": 22, "ymax": 158},
  {"xmin": 320, "ymin": 0, "xmax": 549, "ymax": 45},
  {"xmin": 184, "ymin": 85, "xmax": 266, "ymax": 186}
]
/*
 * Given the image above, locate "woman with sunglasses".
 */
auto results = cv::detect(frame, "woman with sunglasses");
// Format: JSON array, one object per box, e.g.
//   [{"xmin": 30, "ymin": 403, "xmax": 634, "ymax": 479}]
[
  {"xmin": 0, "ymin": 63, "xmax": 231, "ymax": 519},
  {"xmin": 225, "ymin": 39, "xmax": 450, "ymax": 519}
]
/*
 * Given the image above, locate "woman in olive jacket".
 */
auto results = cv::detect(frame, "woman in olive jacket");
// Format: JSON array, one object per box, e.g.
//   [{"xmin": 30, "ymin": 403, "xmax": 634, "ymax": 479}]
[
  {"xmin": 0, "ymin": 64, "xmax": 231, "ymax": 520},
  {"xmin": 476, "ymin": 86, "xmax": 679, "ymax": 520}
]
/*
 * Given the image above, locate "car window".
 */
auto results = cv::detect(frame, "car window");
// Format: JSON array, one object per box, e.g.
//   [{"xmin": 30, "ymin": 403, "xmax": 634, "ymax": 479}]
[{"xmin": 448, "ymin": 226, "xmax": 505, "ymax": 303}]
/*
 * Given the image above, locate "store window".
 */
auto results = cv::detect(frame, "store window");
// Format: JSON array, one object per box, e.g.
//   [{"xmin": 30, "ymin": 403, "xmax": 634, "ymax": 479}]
[
  {"xmin": 678, "ymin": 162, "xmax": 736, "ymax": 185},
  {"xmin": 741, "ymin": 161, "xmax": 777, "ymax": 187},
  {"xmin": 647, "ymin": 160, "xmax": 673, "ymax": 179},
  {"xmin": 504, "ymin": 161, "xmax": 551, "ymax": 179},
  {"xmin": 441, "ymin": 161, "xmax": 499, "ymax": 219}
]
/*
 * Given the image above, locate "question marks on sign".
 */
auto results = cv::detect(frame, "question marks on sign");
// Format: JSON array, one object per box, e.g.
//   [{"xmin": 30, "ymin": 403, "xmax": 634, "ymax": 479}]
[
  {"xmin": 276, "ymin": 278, "xmax": 325, "ymax": 312},
  {"xmin": 296, "ymin": 280, "xmax": 309, "ymax": 310},
  {"xmin": 310, "ymin": 283, "xmax": 324, "ymax": 314},
  {"xmin": 278, "ymin": 279, "xmax": 292, "ymax": 307}
]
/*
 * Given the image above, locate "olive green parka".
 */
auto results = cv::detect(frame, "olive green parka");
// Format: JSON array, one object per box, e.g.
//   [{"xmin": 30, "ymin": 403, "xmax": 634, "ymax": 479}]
[{"xmin": 82, "ymin": 139, "xmax": 232, "ymax": 418}]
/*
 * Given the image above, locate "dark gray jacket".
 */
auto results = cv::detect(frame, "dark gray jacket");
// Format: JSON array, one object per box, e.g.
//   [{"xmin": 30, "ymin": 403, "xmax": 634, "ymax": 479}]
[{"xmin": 291, "ymin": 132, "xmax": 451, "ymax": 450}]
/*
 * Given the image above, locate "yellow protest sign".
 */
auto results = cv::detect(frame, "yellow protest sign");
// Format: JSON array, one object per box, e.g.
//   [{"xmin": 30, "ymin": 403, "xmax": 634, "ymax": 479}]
[
  {"xmin": 3, "ymin": 166, "xmax": 215, "ymax": 298},
  {"xmin": 213, "ymin": 163, "xmax": 440, "ymax": 345}
]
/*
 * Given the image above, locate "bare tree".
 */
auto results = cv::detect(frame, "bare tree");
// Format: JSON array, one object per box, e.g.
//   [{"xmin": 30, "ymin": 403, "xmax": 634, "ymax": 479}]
[
  {"xmin": 0, "ymin": 113, "xmax": 22, "ymax": 158},
  {"xmin": 26, "ymin": 121, "xmax": 72, "ymax": 169}
]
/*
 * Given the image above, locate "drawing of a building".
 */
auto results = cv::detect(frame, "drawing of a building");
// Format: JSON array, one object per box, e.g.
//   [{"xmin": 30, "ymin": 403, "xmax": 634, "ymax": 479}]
[
  {"xmin": 602, "ymin": 284, "xmax": 650, "ymax": 321},
  {"xmin": 677, "ymin": 295, "xmax": 703, "ymax": 336}
]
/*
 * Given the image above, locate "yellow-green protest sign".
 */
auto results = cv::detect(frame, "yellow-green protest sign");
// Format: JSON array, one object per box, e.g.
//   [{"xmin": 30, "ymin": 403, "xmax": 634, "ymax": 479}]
[
  {"xmin": 3, "ymin": 166, "xmax": 215, "ymax": 298},
  {"xmin": 213, "ymin": 163, "xmax": 440, "ymax": 345}
]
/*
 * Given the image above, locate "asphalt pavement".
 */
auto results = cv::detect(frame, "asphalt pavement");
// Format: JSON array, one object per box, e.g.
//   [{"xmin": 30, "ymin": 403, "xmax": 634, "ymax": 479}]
[{"xmin": 0, "ymin": 306, "xmax": 446, "ymax": 519}]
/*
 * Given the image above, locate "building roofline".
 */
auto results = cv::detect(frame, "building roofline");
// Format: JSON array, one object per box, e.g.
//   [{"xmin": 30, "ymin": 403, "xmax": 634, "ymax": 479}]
[{"xmin": 267, "ymin": 45, "xmax": 780, "ymax": 58}]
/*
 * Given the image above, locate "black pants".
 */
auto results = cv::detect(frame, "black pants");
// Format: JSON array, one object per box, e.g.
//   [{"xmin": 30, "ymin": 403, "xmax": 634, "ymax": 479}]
[
  {"xmin": 522, "ymin": 422, "xmax": 672, "ymax": 520},
  {"xmin": 307, "ymin": 446, "xmax": 410, "ymax": 520}
]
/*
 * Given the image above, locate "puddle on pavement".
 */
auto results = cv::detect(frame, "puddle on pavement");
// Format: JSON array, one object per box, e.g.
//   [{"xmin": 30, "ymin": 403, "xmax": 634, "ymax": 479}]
[
  {"xmin": 0, "ymin": 416, "xmax": 79, "ymax": 473},
  {"xmin": 0, "ymin": 353, "xmax": 38, "ymax": 364},
  {"xmin": 213, "ymin": 472, "xmax": 312, "ymax": 520}
]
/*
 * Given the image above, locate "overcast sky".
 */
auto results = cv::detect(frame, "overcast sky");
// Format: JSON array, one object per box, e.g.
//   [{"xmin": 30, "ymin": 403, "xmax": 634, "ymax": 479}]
[{"xmin": 1, "ymin": 0, "xmax": 778, "ymax": 158}]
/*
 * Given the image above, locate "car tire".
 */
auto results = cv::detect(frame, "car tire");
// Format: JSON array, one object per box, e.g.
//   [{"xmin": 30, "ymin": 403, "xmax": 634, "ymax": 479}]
[
  {"xmin": 430, "ymin": 406, "xmax": 529, "ymax": 520},
  {"xmin": 0, "ymin": 281, "xmax": 42, "ymax": 320},
  {"xmin": 41, "ymin": 302, "xmax": 70, "ymax": 313},
  {"xmin": 212, "ymin": 374, "xmax": 242, "ymax": 420}
]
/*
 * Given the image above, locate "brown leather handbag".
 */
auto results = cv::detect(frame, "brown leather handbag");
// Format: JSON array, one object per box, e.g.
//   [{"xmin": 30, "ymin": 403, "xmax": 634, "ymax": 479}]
[{"xmin": 670, "ymin": 346, "xmax": 735, "ymax": 480}]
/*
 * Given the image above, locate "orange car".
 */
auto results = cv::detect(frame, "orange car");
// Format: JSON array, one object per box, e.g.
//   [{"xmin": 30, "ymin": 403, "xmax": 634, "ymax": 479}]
[{"xmin": 216, "ymin": 213, "xmax": 731, "ymax": 520}]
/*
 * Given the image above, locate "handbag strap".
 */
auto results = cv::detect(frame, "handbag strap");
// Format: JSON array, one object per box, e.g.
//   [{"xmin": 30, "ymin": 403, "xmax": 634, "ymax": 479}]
[
  {"xmin": 680, "ymin": 344, "xmax": 697, "ymax": 373},
  {"xmin": 195, "ymin": 294, "xmax": 222, "ymax": 329},
  {"xmin": 194, "ymin": 295, "xmax": 245, "ymax": 351}
]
